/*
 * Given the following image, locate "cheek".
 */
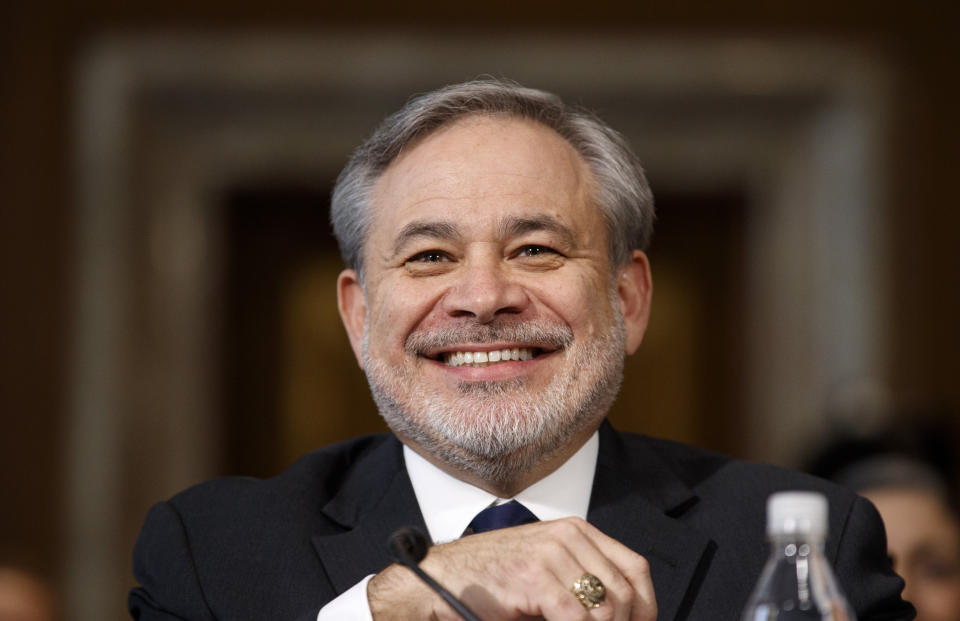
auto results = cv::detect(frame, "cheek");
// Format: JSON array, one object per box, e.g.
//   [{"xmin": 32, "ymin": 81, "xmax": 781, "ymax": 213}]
[
  {"xmin": 533, "ymin": 279, "xmax": 613, "ymax": 335},
  {"xmin": 367, "ymin": 280, "xmax": 440, "ymax": 351},
  {"xmin": 913, "ymin": 581, "xmax": 960, "ymax": 619}
]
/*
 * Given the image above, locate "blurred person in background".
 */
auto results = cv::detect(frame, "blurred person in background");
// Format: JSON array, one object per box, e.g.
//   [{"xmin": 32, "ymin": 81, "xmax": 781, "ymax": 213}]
[
  {"xmin": 0, "ymin": 563, "xmax": 57, "ymax": 621},
  {"xmin": 811, "ymin": 414, "xmax": 960, "ymax": 621}
]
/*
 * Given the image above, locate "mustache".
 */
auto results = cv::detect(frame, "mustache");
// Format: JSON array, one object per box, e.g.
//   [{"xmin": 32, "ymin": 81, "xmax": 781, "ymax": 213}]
[{"xmin": 405, "ymin": 320, "xmax": 574, "ymax": 355}]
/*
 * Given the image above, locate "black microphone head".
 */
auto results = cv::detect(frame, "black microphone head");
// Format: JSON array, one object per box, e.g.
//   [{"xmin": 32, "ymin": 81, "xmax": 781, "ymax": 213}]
[{"xmin": 389, "ymin": 526, "xmax": 430, "ymax": 564}]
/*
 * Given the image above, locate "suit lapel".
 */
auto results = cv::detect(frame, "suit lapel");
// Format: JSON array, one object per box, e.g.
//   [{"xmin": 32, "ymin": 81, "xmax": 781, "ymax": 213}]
[
  {"xmin": 310, "ymin": 426, "xmax": 716, "ymax": 618},
  {"xmin": 590, "ymin": 423, "xmax": 713, "ymax": 621},
  {"xmin": 311, "ymin": 438, "xmax": 429, "ymax": 594}
]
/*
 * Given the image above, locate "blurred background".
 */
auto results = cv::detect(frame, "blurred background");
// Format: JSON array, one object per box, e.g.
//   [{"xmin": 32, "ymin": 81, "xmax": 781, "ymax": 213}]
[{"xmin": 2, "ymin": 1, "xmax": 958, "ymax": 619}]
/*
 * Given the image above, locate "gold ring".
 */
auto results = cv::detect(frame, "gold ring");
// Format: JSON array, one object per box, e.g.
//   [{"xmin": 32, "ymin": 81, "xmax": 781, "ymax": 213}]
[{"xmin": 572, "ymin": 572, "xmax": 606, "ymax": 609}]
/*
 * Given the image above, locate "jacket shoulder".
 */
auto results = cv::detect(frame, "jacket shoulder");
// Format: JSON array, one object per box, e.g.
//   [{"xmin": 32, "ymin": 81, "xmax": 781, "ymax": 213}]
[
  {"xmin": 614, "ymin": 432, "xmax": 912, "ymax": 620},
  {"xmin": 626, "ymin": 432, "xmax": 853, "ymax": 502},
  {"xmin": 147, "ymin": 432, "xmax": 402, "ymax": 557},
  {"xmin": 130, "ymin": 433, "xmax": 403, "ymax": 620},
  {"xmin": 613, "ymin": 431, "xmax": 870, "ymax": 559},
  {"xmin": 168, "ymin": 432, "xmax": 398, "ymax": 514}
]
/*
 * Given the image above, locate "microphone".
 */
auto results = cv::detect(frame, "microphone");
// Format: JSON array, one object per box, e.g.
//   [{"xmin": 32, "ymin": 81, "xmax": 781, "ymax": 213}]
[
  {"xmin": 388, "ymin": 527, "xmax": 483, "ymax": 621},
  {"xmin": 389, "ymin": 526, "xmax": 430, "ymax": 563}
]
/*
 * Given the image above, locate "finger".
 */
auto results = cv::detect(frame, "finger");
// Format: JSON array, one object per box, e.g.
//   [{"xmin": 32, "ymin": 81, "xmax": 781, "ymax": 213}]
[
  {"xmin": 536, "ymin": 519, "xmax": 635, "ymax": 621},
  {"xmin": 508, "ymin": 526, "xmax": 598, "ymax": 621},
  {"xmin": 562, "ymin": 519, "xmax": 657, "ymax": 621}
]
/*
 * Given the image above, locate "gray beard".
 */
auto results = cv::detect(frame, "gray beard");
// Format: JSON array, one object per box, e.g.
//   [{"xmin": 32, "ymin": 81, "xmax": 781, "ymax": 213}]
[{"xmin": 361, "ymin": 300, "xmax": 626, "ymax": 487}]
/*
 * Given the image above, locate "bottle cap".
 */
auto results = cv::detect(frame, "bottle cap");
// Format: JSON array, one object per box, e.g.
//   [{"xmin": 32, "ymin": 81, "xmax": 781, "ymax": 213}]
[{"xmin": 767, "ymin": 491, "xmax": 828, "ymax": 537}]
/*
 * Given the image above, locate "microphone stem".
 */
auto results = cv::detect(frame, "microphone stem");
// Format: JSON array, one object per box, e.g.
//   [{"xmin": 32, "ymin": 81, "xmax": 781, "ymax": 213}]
[{"xmin": 398, "ymin": 560, "xmax": 484, "ymax": 621}]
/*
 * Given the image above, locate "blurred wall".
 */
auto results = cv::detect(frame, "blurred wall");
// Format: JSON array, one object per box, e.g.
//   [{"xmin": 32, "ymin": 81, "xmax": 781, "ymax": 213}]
[{"xmin": 1, "ymin": 1, "xmax": 958, "ymax": 619}]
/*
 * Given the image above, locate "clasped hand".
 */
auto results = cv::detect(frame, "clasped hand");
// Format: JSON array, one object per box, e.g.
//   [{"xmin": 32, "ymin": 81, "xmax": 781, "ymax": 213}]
[{"xmin": 369, "ymin": 517, "xmax": 657, "ymax": 620}]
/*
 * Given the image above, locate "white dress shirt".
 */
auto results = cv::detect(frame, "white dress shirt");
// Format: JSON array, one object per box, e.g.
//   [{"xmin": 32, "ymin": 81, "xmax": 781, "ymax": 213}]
[{"xmin": 317, "ymin": 432, "xmax": 599, "ymax": 620}]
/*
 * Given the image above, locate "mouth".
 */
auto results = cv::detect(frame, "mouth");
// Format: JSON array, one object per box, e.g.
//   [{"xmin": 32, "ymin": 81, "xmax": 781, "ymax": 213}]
[
  {"xmin": 439, "ymin": 347, "xmax": 544, "ymax": 368},
  {"xmin": 408, "ymin": 323, "xmax": 573, "ymax": 370}
]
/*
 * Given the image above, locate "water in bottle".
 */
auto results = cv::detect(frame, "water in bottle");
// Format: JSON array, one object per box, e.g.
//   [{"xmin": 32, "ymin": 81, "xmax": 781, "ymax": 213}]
[{"xmin": 741, "ymin": 491, "xmax": 855, "ymax": 621}]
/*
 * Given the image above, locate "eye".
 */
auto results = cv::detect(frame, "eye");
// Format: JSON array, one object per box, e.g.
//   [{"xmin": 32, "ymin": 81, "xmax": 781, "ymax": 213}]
[
  {"xmin": 514, "ymin": 245, "xmax": 559, "ymax": 258},
  {"xmin": 510, "ymin": 244, "xmax": 565, "ymax": 270},
  {"xmin": 406, "ymin": 250, "xmax": 452, "ymax": 264},
  {"xmin": 913, "ymin": 556, "xmax": 960, "ymax": 581}
]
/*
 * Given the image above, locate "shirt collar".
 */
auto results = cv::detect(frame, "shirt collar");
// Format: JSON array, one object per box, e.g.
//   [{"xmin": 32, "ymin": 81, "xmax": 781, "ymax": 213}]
[{"xmin": 403, "ymin": 432, "xmax": 599, "ymax": 544}]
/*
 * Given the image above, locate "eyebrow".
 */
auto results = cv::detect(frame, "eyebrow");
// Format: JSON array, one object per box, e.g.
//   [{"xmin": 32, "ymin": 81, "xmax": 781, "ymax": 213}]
[
  {"xmin": 392, "ymin": 220, "xmax": 462, "ymax": 257},
  {"xmin": 391, "ymin": 214, "xmax": 577, "ymax": 257},
  {"xmin": 498, "ymin": 215, "xmax": 576, "ymax": 248}
]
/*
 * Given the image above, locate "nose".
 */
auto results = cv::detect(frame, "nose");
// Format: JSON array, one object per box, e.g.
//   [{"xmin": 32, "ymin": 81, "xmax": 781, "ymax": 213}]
[{"xmin": 440, "ymin": 257, "xmax": 528, "ymax": 323}]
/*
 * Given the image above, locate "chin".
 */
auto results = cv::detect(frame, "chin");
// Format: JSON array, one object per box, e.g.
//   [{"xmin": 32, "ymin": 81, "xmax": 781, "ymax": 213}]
[{"xmin": 374, "ymin": 373, "xmax": 614, "ymax": 485}]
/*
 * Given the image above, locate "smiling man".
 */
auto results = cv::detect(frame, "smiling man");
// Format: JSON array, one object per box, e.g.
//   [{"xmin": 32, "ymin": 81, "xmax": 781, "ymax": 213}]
[
  {"xmin": 339, "ymin": 113, "xmax": 646, "ymax": 499},
  {"xmin": 129, "ymin": 80, "xmax": 913, "ymax": 621}
]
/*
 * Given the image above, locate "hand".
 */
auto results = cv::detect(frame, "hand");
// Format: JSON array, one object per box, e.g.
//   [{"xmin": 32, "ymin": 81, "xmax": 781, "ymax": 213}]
[{"xmin": 368, "ymin": 517, "xmax": 657, "ymax": 620}]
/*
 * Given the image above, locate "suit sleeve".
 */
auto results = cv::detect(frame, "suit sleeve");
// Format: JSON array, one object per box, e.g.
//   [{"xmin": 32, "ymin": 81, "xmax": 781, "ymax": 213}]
[
  {"xmin": 128, "ymin": 501, "xmax": 215, "ymax": 621},
  {"xmin": 834, "ymin": 495, "xmax": 915, "ymax": 621}
]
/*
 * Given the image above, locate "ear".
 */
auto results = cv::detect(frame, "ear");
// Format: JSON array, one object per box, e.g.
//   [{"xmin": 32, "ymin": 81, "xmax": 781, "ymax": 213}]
[
  {"xmin": 337, "ymin": 269, "xmax": 367, "ymax": 368},
  {"xmin": 616, "ymin": 250, "xmax": 653, "ymax": 355}
]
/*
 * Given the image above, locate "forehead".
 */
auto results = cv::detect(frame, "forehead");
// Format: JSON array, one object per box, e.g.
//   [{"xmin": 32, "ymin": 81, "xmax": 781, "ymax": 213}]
[
  {"xmin": 866, "ymin": 488, "xmax": 960, "ymax": 547},
  {"xmin": 368, "ymin": 115, "xmax": 600, "ymax": 237}
]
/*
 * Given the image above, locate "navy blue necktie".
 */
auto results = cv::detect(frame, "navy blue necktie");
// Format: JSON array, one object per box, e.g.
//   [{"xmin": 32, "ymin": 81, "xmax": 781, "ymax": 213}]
[{"xmin": 466, "ymin": 500, "xmax": 539, "ymax": 534}]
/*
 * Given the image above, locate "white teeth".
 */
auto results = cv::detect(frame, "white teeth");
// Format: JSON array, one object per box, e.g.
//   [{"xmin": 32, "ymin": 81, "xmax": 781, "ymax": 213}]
[{"xmin": 444, "ymin": 347, "xmax": 538, "ymax": 367}]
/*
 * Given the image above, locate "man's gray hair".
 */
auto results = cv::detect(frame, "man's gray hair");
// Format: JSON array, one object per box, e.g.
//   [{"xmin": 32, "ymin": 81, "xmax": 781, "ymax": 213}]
[{"xmin": 330, "ymin": 78, "xmax": 655, "ymax": 280}]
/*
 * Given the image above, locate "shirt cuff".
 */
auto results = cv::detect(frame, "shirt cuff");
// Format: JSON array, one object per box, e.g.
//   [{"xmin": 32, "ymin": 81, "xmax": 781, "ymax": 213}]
[{"xmin": 317, "ymin": 574, "xmax": 375, "ymax": 621}]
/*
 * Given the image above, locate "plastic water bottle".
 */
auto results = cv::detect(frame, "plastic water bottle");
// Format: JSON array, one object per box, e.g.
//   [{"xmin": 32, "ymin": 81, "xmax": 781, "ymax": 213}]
[{"xmin": 741, "ymin": 491, "xmax": 856, "ymax": 621}]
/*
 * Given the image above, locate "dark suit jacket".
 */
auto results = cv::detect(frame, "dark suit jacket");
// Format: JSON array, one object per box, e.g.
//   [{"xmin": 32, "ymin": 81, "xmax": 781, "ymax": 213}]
[{"xmin": 129, "ymin": 423, "xmax": 913, "ymax": 620}]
